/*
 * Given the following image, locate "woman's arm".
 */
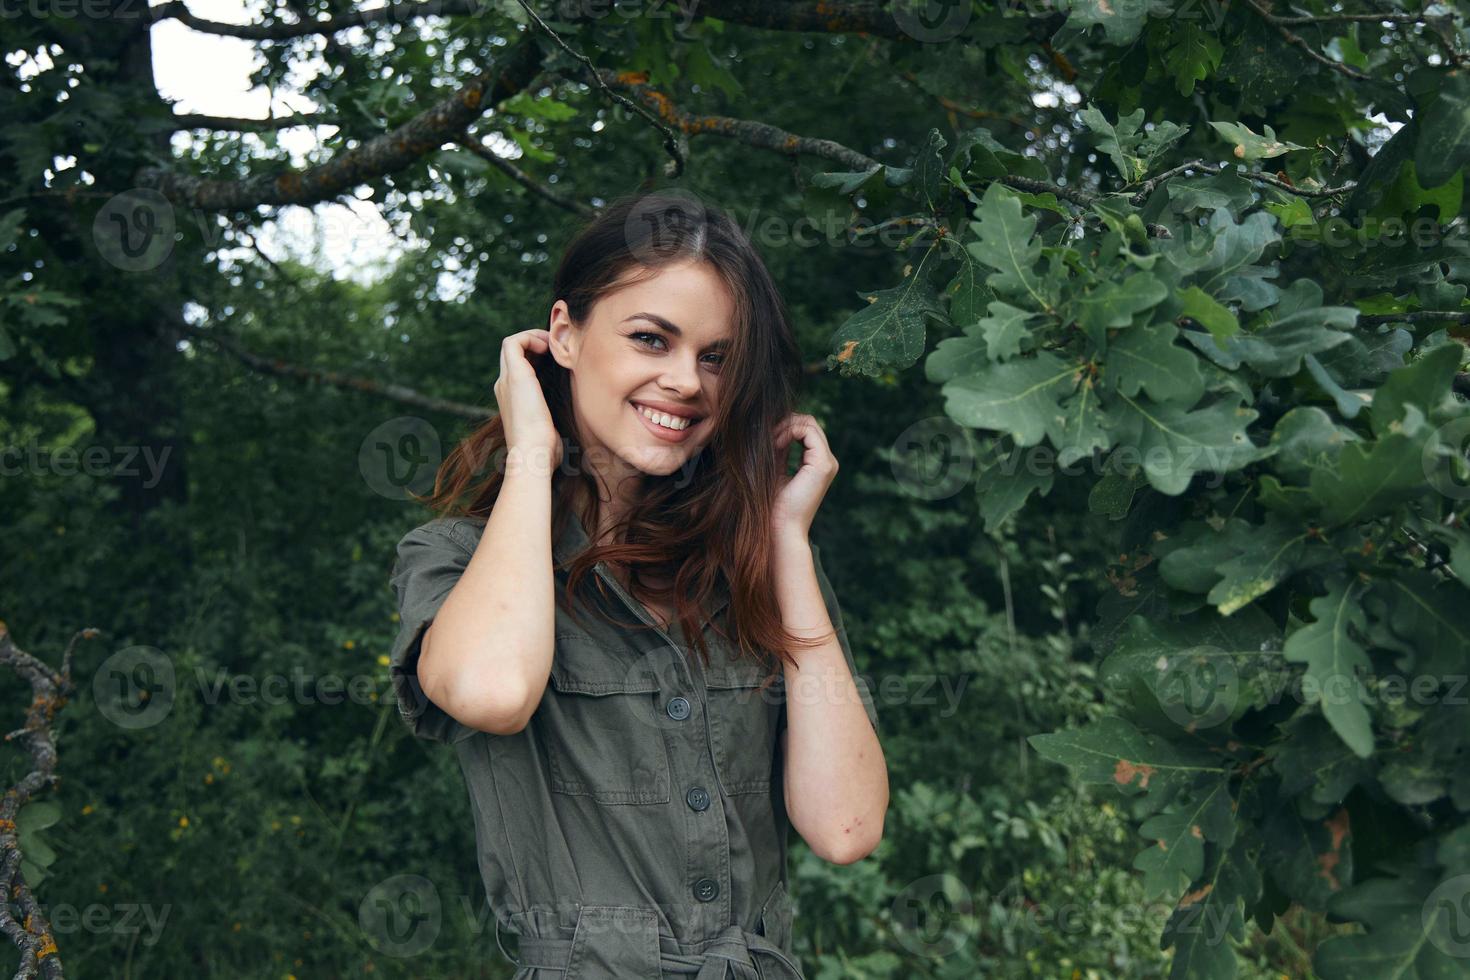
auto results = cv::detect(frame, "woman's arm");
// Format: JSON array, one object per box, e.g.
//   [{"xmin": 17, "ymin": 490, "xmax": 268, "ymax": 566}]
[
  {"xmin": 774, "ymin": 535, "xmax": 889, "ymax": 864},
  {"xmin": 417, "ymin": 467, "xmax": 556, "ymax": 735}
]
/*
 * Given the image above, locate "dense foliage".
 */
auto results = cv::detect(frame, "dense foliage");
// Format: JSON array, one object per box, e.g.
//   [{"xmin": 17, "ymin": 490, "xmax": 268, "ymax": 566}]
[{"xmin": 3, "ymin": 0, "xmax": 1468, "ymax": 977}]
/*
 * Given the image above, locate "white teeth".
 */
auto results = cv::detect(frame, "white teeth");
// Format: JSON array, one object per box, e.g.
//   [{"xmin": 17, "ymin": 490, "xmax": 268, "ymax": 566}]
[{"xmin": 636, "ymin": 404, "xmax": 694, "ymax": 430}]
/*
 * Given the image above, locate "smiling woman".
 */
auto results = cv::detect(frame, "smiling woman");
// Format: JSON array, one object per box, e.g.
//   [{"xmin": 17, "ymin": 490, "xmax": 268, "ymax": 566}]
[{"xmin": 386, "ymin": 191, "xmax": 886, "ymax": 979}]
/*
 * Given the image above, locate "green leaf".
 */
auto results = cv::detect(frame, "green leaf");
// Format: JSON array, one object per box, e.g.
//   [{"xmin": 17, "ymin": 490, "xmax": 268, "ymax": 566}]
[
  {"xmin": 1412, "ymin": 67, "xmax": 1470, "ymax": 189},
  {"xmin": 1369, "ymin": 342, "xmax": 1463, "ymax": 438},
  {"xmin": 975, "ymin": 301, "xmax": 1039, "ymax": 362},
  {"xmin": 940, "ymin": 351, "xmax": 1079, "ymax": 446},
  {"xmin": 1283, "ymin": 579, "xmax": 1375, "ymax": 758},
  {"xmin": 966, "ymin": 182, "xmax": 1047, "ymax": 307},
  {"xmin": 976, "ymin": 443, "xmax": 1055, "ymax": 530},
  {"xmin": 1268, "ymin": 406, "xmax": 1362, "ymax": 482},
  {"xmin": 500, "ymin": 90, "xmax": 577, "ymax": 122},
  {"xmin": 1078, "ymin": 107, "xmax": 1187, "ymax": 185},
  {"xmin": 943, "ymin": 244, "xmax": 990, "ymax": 328},
  {"xmin": 1072, "ymin": 271, "xmax": 1171, "ymax": 349},
  {"xmin": 1274, "ymin": 714, "xmax": 1378, "ymax": 818},
  {"xmin": 1109, "ymin": 392, "xmax": 1265, "ymax": 496},
  {"xmin": 1054, "ymin": 376, "xmax": 1113, "ymax": 466},
  {"xmin": 1208, "ymin": 120, "xmax": 1307, "ymax": 160},
  {"xmin": 809, "ymin": 164, "xmax": 883, "ymax": 196},
  {"xmin": 1104, "ymin": 321, "xmax": 1205, "ymax": 406},
  {"xmin": 1134, "ymin": 777, "xmax": 1236, "ymax": 899},
  {"xmin": 830, "ymin": 274, "xmax": 943, "ymax": 376},
  {"xmin": 1262, "ymin": 796, "xmax": 1354, "ymax": 911},
  {"xmin": 1089, "ymin": 455, "xmax": 1148, "ymax": 519},
  {"xmin": 683, "ymin": 42, "xmax": 744, "ymax": 99},
  {"xmin": 1163, "ymin": 24, "xmax": 1224, "ymax": 97},
  {"xmin": 1177, "ymin": 286, "xmax": 1239, "ymax": 345},
  {"xmin": 1162, "ymin": 838, "xmax": 1262, "ymax": 980},
  {"xmin": 913, "ymin": 128, "xmax": 948, "ymax": 214},
  {"xmin": 1060, "ymin": 0, "xmax": 1173, "ymax": 45},
  {"xmin": 1310, "ymin": 409, "xmax": 1434, "ymax": 527},
  {"xmin": 1180, "ymin": 279, "xmax": 1356, "ymax": 378},
  {"xmin": 1314, "ymin": 872, "xmax": 1468, "ymax": 979},
  {"xmin": 1028, "ymin": 714, "xmax": 1225, "ymax": 798}
]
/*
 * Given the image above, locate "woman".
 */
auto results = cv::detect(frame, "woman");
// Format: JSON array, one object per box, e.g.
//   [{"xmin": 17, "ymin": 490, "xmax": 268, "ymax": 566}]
[{"xmin": 387, "ymin": 191, "xmax": 888, "ymax": 978}]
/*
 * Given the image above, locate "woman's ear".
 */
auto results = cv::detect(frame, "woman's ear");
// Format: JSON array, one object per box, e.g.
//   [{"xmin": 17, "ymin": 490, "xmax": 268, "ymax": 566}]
[{"xmin": 547, "ymin": 300, "xmax": 578, "ymax": 370}]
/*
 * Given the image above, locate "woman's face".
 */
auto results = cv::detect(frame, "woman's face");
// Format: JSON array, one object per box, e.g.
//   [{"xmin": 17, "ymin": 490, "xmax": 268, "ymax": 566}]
[{"xmin": 548, "ymin": 258, "xmax": 736, "ymax": 490}]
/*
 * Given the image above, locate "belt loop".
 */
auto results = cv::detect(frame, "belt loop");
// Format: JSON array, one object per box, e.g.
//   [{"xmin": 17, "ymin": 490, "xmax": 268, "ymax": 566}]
[{"xmin": 495, "ymin": 913, "xmax": 520, "ymax": 969}]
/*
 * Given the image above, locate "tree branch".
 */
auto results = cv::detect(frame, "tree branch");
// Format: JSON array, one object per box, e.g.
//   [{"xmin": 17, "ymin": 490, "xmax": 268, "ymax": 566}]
[
  {"xmin": 176, "ymin": 321, "xmax": 492, "ymax": 420},
  {"xmin": 451, "ymin": 133, "xmax": 595, "ymax": 216},
  {"xmin": 601, "ymin": 70, "xmax": 881, "ymax": 172},
  {"xmin": 1243, "ymin": 0, "xmax": 1373, "ymax": 81},
  {"xmin": 148, "ymin": 0, "xmax": 491, "ymax": 40},
  {"xmin": 136, "ymin": 37, "xmax": 544, "ymax": 211},
  {"xmin": 171, "ymin": 111, "xmax": 339, "ymax": 132},
  {"xmin": 513, "ymin": 1, "xmax": 684, "ymax": 177},
  {"xmin": 0, "ymin": 622, "xmax": 91, "ymax": 980}
]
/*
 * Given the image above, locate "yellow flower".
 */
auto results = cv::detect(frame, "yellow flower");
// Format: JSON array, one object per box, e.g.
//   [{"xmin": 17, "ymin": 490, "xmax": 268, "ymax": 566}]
[
  {"xmin": 178, "ymin": 816, "xmax": 189, "ymax": 828},
  {"xmin": 98, "ymin": 883, "xmax": 107, "ymax": 894},
  {"xmin": 377, "ymin": 654, "xmax": 390, "ymax": 667},
  {"xmin": 289, "ymin": 815, "xmax": 301, "ymax": 825},
  {"xmin": 390, "ymin": 611, "xmax": 400, "ymax": 623},
  {"xmin": 81, "ymin": 804, "xmax": 94, "ymax": 816},
  {"xmin": 343, "ymin": 639, "xmax": 355, "ymax": 650},
  {"xmin": 204, "ymin": 773, "xmax": 214, "ymax": 784}
]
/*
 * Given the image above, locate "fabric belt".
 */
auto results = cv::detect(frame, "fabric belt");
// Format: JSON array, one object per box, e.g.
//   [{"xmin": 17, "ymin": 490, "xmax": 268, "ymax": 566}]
[{"xmin": 515, "ymin": 923, "xmax": 804, "ymax": 978}]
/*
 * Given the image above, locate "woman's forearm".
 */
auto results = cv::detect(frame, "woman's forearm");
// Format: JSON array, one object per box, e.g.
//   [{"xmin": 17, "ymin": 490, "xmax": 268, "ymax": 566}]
[
  {"xmin": 417, "ymin": 468, "xmax": 555, "ymax": 734},
  {"xmin": 774, "ymin": 538, "xmax": 889, "ymax": 863}
]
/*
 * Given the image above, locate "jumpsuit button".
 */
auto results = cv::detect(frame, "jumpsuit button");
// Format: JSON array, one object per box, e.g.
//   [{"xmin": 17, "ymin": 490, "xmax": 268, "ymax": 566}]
[
  {"xmin": 686, "ymin": 786, "xmax": 710, "ymax": 811},
  {"xmin": 666, "ymin": 696, "xmax": 691, "ymax": 720},
  {"xmin": 693, "ymin": 877, "xmax": 719, "ymax": 902}
]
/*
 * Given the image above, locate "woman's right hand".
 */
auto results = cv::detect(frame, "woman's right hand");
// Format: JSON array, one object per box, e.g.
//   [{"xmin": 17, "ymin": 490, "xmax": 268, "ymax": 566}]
[{"xmin": 495, "ymin": 329, "xmax": 564, "ymax": 476}]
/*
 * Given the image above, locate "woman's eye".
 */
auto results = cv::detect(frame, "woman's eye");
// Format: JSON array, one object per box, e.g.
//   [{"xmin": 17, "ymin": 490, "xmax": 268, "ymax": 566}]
[{"xmin": 633, "ymin": 332, "xmax": 724, "ymax": 368}]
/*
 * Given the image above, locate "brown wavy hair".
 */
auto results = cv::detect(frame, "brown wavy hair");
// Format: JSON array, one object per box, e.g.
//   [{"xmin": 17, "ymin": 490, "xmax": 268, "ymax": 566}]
[{"xmin": 412, "ymin": 190, "xmax": 827, "ymax": 683}]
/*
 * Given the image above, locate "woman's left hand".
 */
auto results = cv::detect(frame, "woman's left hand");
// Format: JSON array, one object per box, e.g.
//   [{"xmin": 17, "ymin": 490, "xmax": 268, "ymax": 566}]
[{"xmin": 771, "ymin": 413, "xmax": 838, "ymax": 543}]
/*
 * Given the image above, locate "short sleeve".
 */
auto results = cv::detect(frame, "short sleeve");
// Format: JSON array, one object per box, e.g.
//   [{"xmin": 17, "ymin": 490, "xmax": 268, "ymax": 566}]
[
  {"xmin": 388, "ymin": 520, "xmax": 480, "ymax": 744},
  {"xmin": 810, "ymin": 542, "xmax": 880, "ymax": 736}
]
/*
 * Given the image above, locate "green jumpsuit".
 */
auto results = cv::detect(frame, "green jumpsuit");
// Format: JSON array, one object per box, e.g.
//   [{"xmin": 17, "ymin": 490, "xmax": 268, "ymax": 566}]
[{"xmin": 388, "ymin": 509, "xmax": 880, "ymax": 978}]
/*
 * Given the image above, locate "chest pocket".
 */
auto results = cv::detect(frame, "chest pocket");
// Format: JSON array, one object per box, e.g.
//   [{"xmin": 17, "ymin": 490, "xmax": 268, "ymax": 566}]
[
  {"xmin": 704, "ymin": 650, "xmax": 783, "ymax": 796},
  {"xmin": 543, "ymin": 634, "xmax": 672, "ymax": 805}
]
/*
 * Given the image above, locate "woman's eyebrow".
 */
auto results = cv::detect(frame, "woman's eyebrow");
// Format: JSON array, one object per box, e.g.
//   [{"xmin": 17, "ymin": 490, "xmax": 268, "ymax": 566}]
[{"xmin": 623, "ymin": 312, "xmax": 731, "ymax": 351}]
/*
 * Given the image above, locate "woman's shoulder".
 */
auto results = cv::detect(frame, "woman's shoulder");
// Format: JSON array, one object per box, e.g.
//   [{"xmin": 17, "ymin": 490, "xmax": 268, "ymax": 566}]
[{"xmin": 400, "ymin": 514, "xmax": 488, "ymax": 553}]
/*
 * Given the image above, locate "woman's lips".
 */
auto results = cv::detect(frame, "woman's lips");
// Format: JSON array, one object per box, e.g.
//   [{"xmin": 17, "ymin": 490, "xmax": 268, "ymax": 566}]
[{"xmin": 630, "ymin": 400, "xmax": 701, "ymax": 443}]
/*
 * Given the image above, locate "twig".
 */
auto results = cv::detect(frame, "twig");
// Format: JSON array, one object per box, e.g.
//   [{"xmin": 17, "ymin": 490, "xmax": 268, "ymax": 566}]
[
  {"xmin": 0, "ymin": 621, "xmax": 95, "ymax": 980},
  {"xmin": 1243, "ymin": 0, "xmax": 1373, "ymax": 81},
  {"xmin": 173, "ymin": 320, "xmax": 492, "ymax": 420},
  {"xmin": 600, "ymin": 70, "xmax": 881, "ymax": 173},
  {"xmin": 451, "ymin": 132, "xmax": 595, "ymax": 216},
  {"xmin": 512, "ymin": 0, "xmax": 685, "ymax": 178}
]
